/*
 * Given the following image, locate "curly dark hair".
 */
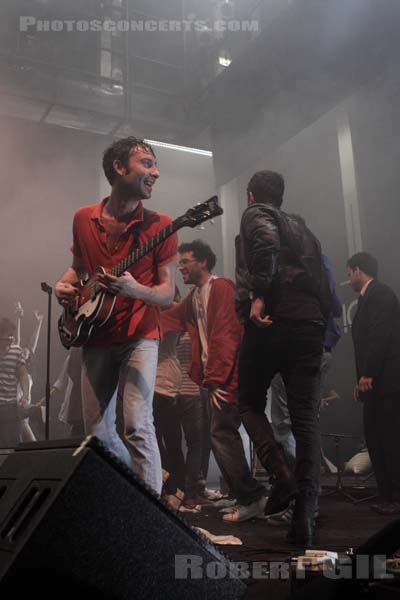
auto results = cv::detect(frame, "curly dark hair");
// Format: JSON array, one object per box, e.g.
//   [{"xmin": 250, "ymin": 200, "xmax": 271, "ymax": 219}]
[
  {"xmin": 347, "ymin": 252, "xmax": 378, "ymax": 279},
  {"xmin": 178, "ymin": 239, "xmax": 217, "ymax": 272},
  {"xmin": 102, "ymin": 136, "xmax": 155, "ymax": 185},
  {"xmin": 247, "ymin": 170, "xmax": 285, "ymax": 207}
]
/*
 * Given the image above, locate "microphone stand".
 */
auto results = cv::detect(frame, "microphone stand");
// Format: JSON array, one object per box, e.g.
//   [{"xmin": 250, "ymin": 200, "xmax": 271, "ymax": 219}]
[{"xmin": 40, "ymin": 282, "xmax": 52, "ymax": 440}]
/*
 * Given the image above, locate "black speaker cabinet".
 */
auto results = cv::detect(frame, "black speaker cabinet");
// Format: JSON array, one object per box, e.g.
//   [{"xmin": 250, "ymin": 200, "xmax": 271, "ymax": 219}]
[{"xmin": 0, "ymin": 437, "xmax": 246, "ymax": 599}]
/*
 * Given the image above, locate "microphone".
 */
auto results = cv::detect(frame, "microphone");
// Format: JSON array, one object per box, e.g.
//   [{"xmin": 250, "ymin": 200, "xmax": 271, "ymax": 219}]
[{"xmin": 41, "ymin": 282, "xmax": 52, "ymax": 294}]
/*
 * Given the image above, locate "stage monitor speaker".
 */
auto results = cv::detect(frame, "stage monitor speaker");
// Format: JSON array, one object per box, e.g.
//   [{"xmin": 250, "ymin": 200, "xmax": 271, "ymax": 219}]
[{"xmin": 0, "ymin": 437, "xmax": 246, "ymax": 599}]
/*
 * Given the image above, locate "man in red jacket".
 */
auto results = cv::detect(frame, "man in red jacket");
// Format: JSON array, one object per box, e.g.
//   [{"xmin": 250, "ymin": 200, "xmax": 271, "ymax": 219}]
[{"xmin": 162, "ymin": 240, "xmax": 266, "ymax": 521}]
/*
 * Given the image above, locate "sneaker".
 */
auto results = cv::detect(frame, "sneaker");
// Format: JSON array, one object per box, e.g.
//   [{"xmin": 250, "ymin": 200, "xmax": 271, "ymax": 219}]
[
  {"xmin": 179, "ymin": 504, "xmax": 202, "ymax": 513},
  {"xmin": 263, "ymin": 445, "xmax": 297, "ymax": 516},
  {"xmin": 259, "ymin": 505, "xmax": 319, "ymax": 525},
  {"xmin": 222, "ymin": 496, "xmax": 267, "ymax": 522},
  {"xmin": 264, "ymin": 476, "xmax": 297, "ymax": 517},
  {"xmin": 220, "ymin": 506, "xmax": 237, "ymax": 514},
  {"xmin": 214, "ymin": 498, "xmax": 237, "ymax": 509},
  {"xmin": 201, "ymin": 488, "xmax": 224, "ymax": 501},
  {"xmin": 265, "ymin": 506, "xmax": 294, "ymax": 526}
]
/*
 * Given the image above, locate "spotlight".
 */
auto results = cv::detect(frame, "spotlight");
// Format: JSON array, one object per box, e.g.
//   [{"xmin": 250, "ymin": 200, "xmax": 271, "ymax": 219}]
[{"xmin": 218, "ymin": 52, "xmax": 232, "ymax": 67}]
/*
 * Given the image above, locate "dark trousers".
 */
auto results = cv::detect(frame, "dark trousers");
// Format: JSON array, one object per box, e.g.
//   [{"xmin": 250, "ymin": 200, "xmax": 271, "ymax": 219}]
[
  {"xmin": 0, "ymin": 402, "xmax": 21, "ymax": 448},
  {"xmin": 153, "ymin": 392, "xmax": 186, "ymax": 493},
  {"xmin": 176, "ymin": 393, "xmax": 209, "ymax": 498},
  {"xmin": 203, "ymin": 390, "xmax": 266, "ymax": 505},
  {"xmin": 198, "ymin": 389, "xmax": 212, "ymax": 484},
  {"xmin": 363, "ymin": 391, "xmax": 400, "ymax": 501},
  {"xmin": 238, "ymin": 320, "xmax": 323, "ymax": 494}
]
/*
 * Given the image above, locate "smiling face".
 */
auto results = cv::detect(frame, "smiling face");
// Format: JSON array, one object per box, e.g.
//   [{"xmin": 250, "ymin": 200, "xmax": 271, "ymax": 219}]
[
  {"xmin": 114, "ymin": 147, "xmax": 160, "ymax": 200},
  {"xmin": 178, "ymin": 251, "xmax": 205, "ymax": 286}
]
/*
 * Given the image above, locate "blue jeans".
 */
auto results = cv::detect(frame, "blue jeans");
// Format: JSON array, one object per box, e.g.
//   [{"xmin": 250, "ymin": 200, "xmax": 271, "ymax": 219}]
[{"xmin": 82, "ymin": 339, "xmax": 162, "ymax": 494}]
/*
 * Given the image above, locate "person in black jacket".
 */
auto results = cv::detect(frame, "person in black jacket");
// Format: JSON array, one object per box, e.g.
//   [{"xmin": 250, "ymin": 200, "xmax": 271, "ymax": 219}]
[
  {"xmin": 236, "ymin": 170, "xmax": 330, "ymax": 547},
  {"xmin": 348, "ymin": 251, "xmax": 400, "ymax": 515}
]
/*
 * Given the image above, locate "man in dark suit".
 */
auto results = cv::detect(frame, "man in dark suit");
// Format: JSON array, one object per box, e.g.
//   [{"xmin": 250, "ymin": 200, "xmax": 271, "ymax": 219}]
[{"xmin": 348, "ymin": 251, "xmax": 400, "ymax": 515}]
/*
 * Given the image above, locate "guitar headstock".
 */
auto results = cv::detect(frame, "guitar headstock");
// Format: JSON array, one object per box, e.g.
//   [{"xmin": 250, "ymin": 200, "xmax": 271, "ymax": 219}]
[{"xmin": 177, "ymin": 196, "xmax": 223, "ymax": 229}]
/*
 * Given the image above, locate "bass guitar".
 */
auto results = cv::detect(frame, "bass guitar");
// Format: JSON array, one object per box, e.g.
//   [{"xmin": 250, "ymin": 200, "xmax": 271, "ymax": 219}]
[{"xmin": 58, "ymin": 195, "xmax": 223, "ymax": 349}]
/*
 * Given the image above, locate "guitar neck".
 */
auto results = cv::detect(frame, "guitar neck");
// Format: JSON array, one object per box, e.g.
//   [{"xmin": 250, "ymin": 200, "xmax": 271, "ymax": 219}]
[
  {"xmin": 109, "ymin": 219, "xmax": 180, "ymax": 278},
  {"xmin": 89, "ymin": 195, "xmax": 221, "ymax": 287}
]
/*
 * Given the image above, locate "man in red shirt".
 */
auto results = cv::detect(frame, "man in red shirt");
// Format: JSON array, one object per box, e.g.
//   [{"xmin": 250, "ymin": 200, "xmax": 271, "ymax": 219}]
[
  {"xmin": 162, "ymin": 240, "xmax": 266, "ymax": 521},
  {"xmin": 55, "ymin": 137, "xmax": 177, "ymax": 494}
]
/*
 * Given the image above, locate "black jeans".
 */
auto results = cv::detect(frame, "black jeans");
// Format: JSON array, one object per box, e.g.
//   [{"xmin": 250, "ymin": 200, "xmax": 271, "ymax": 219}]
[
  {"xmin": 198, "ymin": 389, "xmax": 212, "ymax": 485},
  {"xmin": 153, "ymin": 392, "xmax": 186, "ymax": 493},
  {"xmin": 203, "ymin": 390, "xmax": 266, "ymax": 505},
  {"xmin": 238, "ymin": 319, "xmax": 323, "ymax": 494},
  {"xmin": 176, "ymin": 393, "xmax": 209, "ymax": 499},
  {"xmin": 363, "ymin": 390, "xmax": 400, "ymax": 501},
  {"xmin": 0, "ymin": 402, "xmax": 21, "ymax": 448}
]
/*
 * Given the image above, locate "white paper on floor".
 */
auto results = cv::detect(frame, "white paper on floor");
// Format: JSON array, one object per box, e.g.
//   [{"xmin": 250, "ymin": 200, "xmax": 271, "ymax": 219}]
[{"xmin": 195, "ymin": 527, "xmax": 243, "ymax": 545}]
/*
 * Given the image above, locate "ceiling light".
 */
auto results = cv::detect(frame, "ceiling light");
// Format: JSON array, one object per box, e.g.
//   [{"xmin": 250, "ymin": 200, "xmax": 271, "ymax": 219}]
[
  {"xmin": 218, "ymin": 55, "xmax": 232, "ymax": 67},
  {"xmin": 144, "ymin": 139, "xmax": 212, "ymax": 157}
]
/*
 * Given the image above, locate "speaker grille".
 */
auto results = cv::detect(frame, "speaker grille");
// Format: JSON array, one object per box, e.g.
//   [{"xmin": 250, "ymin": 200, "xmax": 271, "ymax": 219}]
[{"xmin": 1, "ymin": 483, "xmax": 54, "ymax": 545}]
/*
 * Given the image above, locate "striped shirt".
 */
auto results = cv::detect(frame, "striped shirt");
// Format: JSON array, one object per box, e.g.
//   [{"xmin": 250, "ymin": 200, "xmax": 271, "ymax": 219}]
[
  {"xmin": 176, "ymin": 333, "xmax": 200, "ymax": 397},
  {"xmin": 0, "ymin": 345, "xmax": 25, "ymax": 403}
]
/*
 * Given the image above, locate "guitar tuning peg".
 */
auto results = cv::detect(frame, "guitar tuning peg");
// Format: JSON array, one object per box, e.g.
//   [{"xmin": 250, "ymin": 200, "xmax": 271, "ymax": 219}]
[
  {"xmin": 210, "ymin": 219, "xmax": 215, "ymax": 225},
  {"xmin": 196, "ymin": 226, "xmax": 206, "ymax": 231}
]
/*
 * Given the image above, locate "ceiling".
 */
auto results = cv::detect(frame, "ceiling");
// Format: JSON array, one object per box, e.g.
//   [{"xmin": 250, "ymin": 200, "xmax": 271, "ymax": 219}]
[
  {"xmin": 0, "ymin": 0, "xmax": 264, "ymax": 147},
  {"xmin": 1, "ymin": 0, "xmax": 400, "ymax": 161}
]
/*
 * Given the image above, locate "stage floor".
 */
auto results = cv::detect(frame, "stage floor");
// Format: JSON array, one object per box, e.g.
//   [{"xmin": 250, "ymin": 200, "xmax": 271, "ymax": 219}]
[{"xmin": 183, "ymin": 483, "xmax": 397, "ymax": 599}]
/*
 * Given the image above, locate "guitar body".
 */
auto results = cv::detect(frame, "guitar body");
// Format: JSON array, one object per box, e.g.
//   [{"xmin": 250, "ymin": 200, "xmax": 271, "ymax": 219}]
[
  {"xmin": 57, "ymin": 196, "xmax": 223, "ymax": 349},
  {"xmin": 58, "ymin": 267, "xmax": 116, "ymax": 349}
]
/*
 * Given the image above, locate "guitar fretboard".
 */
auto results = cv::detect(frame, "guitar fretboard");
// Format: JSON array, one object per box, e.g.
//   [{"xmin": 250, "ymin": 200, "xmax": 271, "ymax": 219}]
[{"xmin": 113, "ymin": 222, "xmax": 177, "ymax": 277}]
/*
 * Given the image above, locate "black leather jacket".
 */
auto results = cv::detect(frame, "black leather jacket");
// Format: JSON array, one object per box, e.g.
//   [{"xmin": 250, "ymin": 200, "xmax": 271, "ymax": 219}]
[{"xmin": 235, "ymin": 203, "xmax": 329, "ymax": 323}]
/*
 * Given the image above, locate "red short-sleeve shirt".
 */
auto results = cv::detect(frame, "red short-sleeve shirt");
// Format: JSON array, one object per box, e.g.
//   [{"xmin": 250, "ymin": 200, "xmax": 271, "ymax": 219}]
[{"xmin": 72, "ymin": 199, "xmax": 178, "ymax": 346}]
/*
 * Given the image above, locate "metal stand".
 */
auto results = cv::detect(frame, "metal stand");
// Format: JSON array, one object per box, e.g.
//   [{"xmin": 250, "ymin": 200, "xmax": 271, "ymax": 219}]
[
  {"xmin": 40, "ymin": 282, "xmax": 52, "ymax": 440},
  {"xmin": 321, "ymin": 433, "xmax": 377, "ymax": 504},
  {"xmin": 351, "ymin": 471, "xmax": 378, "ymax": 505}
]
